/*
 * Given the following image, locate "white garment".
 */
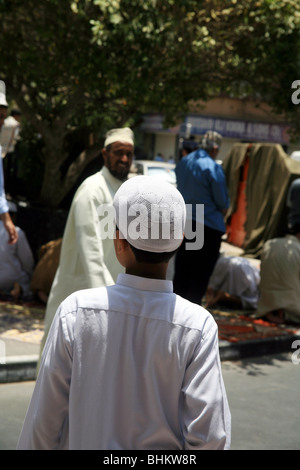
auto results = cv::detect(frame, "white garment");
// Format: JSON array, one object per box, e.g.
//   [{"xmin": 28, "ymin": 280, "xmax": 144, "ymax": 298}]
[
  {"xmin": 208, "ymin": 255, "xmax": 260, "ymax": 309},
  {"xmin": 0, "ymin": 221, "xmax": 34, "ymax": 297},
  {"xmin": 0, "ymin": 148, "xmax": 8, "ymax": 214},
  {"xmin": 257, "ymin": 235, "xmax": 300, "ymax": 322},
  {"xmin": 41, "ymin": 167, "xmax": 124, "ymax": 352},
  {"xmin": 0, "ymin": 115, "xmax": 20, "ymax": 156},
  {"xmin": 18, "ymin": 273, "xmax": 231, "ymax": 450}
]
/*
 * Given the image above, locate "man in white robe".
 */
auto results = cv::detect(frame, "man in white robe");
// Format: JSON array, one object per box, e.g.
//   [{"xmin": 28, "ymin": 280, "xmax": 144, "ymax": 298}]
[{"xmin": 39, "ymin": 128, "xmax": 134, "ymax": 357}]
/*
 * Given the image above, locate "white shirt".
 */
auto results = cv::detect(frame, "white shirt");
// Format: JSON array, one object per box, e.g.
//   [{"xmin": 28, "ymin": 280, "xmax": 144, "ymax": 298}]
[
  {"xmin": 41, "ymin": 167, "xmax": 124, "ymax": 352},
  {"xmin": 0, "ymin": 115, "xmax": 20, "ymax": 156},
  {"xmin": 208, "ymin": 255, "xmax": 260, "ymax": 309},
  {"xmin": 18, "ymin": 273, "xmax": 231, "ymax": 450},
  {"xmin": 0, "ymin": 148, "xmax": 8, "ymax": 214}
]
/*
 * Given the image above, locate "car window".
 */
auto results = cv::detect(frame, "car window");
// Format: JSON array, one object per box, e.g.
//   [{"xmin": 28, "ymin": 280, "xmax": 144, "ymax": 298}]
[{"xmin": 147, "ymin": 167, "xmax": 176, "ymax": 185}]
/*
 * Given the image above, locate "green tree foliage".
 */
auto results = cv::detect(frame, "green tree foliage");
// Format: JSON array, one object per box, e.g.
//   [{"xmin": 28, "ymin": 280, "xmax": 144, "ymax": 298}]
[{"xmin": 1, "ymin": 0, "xmax": 300, "ymax": 206}]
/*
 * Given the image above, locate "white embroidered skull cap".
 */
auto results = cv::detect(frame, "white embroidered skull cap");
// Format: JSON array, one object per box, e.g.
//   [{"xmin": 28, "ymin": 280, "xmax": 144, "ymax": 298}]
[{"xmin": 113, "ymin": 175, "xmax": 186, "ymax": 253}]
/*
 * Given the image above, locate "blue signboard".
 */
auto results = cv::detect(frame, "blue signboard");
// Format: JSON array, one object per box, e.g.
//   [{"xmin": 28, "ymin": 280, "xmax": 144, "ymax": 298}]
[{"xmin": 140, "ymin": 113, "xmax": 290, "ymax": 144}]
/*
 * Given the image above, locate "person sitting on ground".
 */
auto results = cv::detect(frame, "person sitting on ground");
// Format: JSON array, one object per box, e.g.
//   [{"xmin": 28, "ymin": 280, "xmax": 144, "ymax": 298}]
[
  {"xmin": 0, "ymin": 201, "xmax": 34, "ymax": 301},
  {"xmin": 255, "ymin": 223, "xmax": 300, "ymax": 324},
  {"xmin": 205, "ymin": 255, "xmax": 260, "ymax": 310},
  {"xmin": 0, "ymin": 81, "xmax": 18, "ymax": 245},
  {"xmin": 17, "ymin": 175, "xmax": 231, "ymax": 450},
  {"xmin": 255, "ymin": 177, "xmax": 300, "ymax": 324}
]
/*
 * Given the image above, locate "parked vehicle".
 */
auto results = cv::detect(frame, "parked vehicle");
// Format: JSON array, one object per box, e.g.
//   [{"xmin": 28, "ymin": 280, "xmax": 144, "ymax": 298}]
[{"xmin": 129, "ymin": 160, "xmax": 176, "ymax": 186}]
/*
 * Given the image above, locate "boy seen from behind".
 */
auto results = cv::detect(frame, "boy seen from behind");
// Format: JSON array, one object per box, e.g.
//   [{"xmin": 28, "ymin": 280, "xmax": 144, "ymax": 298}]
[{"xmin": 18, "ymin": 175, "xmax": 231, "ymax": 450}]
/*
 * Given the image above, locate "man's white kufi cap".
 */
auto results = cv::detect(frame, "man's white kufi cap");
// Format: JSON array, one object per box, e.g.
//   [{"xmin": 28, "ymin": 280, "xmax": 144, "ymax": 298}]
[
  {"xmin": 113, "ymin": 175, "xmax": 186, "ymax": 253},
  {"xmin": 0, "ymin": 81, "xmax": 8, "ymax": 107},
  {"xmin": 104, "ymin": 127, "xmax": 134, "ymax": 147}
]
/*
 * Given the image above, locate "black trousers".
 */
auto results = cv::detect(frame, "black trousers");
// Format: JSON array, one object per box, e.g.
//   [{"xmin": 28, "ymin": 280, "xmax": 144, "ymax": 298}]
[{"xmin": 173, "ymin": 224, "xmax": 223, "ymax": 305}]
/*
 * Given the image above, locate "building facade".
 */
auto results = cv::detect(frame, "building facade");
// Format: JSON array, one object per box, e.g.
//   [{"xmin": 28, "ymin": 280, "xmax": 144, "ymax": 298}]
[{"xmin": 139, "ymin": 96, "xmax": 297, "ymax": 162}]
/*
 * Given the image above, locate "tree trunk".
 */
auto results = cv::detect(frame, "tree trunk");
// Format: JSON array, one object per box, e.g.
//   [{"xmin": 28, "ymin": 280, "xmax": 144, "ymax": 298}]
[
  {"xmin": 39, "ymin": 141, "xmax": 102, "ymax": 208},
  {"xmin": 39, "ymin": 146, "xmax": 66, "ymax": 207}
]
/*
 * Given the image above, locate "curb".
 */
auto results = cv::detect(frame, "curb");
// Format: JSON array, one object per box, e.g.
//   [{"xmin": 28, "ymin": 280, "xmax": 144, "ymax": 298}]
[
  {"xmin": 0, "ymin": 355, "xmax": 38, "ymax": 383},
  {"xmin": 0, "ymin": 333, "xmax": 299, "ymax": 383},
  {"xmin": 219, "ymin": 333, "xmax": 300, "ymax": 361}
]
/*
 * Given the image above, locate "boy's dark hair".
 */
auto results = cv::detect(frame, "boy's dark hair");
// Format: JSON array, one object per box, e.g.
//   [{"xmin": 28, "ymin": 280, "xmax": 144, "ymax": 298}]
[
  {"xmin": 129, "ymin": 243, "xmax": 178, "ymax": 264},
  {"xmin": 116, "ymin": 225, "xmax": 178, "ymax": 263},
  {"xmin": 288, "ymin": 223, "xmax": 300, "ymax": 235}
]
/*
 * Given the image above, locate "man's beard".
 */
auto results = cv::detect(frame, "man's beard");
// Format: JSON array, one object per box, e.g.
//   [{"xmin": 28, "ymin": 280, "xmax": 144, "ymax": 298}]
[{"xmin": 106, "ymin": 158, "xmax": 130, "ymax": 181}]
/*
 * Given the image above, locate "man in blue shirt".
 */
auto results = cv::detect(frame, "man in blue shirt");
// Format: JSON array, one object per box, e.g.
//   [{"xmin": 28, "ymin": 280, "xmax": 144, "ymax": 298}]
[{"xmin": 173, "ymin": 131, "xmax": 229, "ymax": 305}]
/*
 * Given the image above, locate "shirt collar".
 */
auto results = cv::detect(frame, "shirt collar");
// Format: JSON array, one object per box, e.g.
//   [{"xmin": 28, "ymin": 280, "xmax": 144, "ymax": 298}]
[
  {"xmin": 101, "ymin": 166, "xmax": 123, "ymax": 193},
  {"xmin": 286, "ymin": 233, "xmax": 300, "ymax": 243},
  {"xmin": 116, "ymin": 273, "xmax": 173, "ymax": 294}
]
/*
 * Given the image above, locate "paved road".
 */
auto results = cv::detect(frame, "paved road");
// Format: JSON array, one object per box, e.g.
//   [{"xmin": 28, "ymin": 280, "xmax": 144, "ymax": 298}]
[
  {"xmin": 222, "ymin": 351, "xmax": 300, "ymax": 450},
  {"xmin": 1, "ymin": 352, "xmax": 299, "ymax": 450}
]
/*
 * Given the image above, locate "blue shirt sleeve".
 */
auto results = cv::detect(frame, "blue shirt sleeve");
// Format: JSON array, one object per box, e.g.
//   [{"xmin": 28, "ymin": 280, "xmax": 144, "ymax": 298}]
[{"xmin": 210, "ymin": 163, "xmax": 229, "ymax": 211}]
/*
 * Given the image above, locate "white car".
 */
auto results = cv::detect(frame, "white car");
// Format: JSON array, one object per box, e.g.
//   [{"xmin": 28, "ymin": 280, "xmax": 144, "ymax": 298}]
[
  {"xmin": 290, "ymin": 151, "xmax": 300, "ymax": 162},
  {"xmin": 129, "ymin": 160, "xmax": 177, "ymax": 186}
]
